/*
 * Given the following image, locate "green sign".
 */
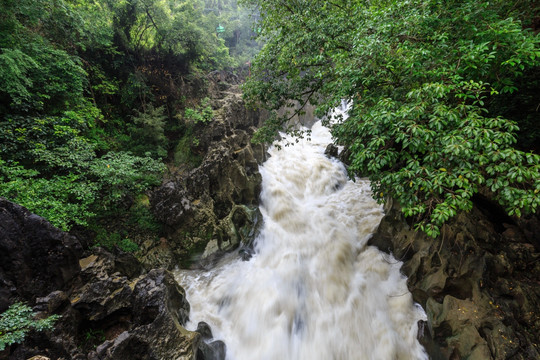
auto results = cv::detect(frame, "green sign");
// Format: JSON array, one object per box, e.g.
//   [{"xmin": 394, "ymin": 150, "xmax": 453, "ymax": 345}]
[{"xmin": 216, "ymin": 25, "xmax": 225, "ymax": 34}]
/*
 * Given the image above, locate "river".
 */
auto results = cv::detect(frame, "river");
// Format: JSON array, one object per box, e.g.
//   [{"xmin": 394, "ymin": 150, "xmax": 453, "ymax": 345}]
[{"xmin": 174, "ymin": 118, "xmax": 427, "ymax": 360}]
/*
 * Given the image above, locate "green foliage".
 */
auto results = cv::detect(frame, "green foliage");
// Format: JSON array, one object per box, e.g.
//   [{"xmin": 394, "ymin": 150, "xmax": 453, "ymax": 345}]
[
  {"xmin": 129, "ymin": 105, "xmax": 168, "ymax": 159},
  {"xmin": 93, "ymin": 230, "xmax": 139, "ymax": 252},
  {"xmin": 119, "ymin": 238, "xmax": 139, "ymax": 253},
  {"xmin": 202, "ymin": 0, "xmax": 262, "ymax": 66},
  {"xmin": 0, "ymin": 49, "xmax": 38, "ymax": 108},
  {"xmin": 0, "ymin": 0, "xmax": 259, "ymax": 232},
  {"xmin": 105, "ymin": 0, "xmax": 236, "ymax": 70},
  {"xmin": 93, "ymin": 230, "xmax": 120, "ymax": 250},
  {"xmin": 173, "ymin": 97, "xmax": 215, "ymax": 168},
  {"xmin": 184, "ymin": 97, "xmax": 214, "ymax": 124},
  {"xmin": 0, "ymin": 149, "xmax": 164, "ymax": 231},
  {"xmin": 87, "ymin": 151, "xmax": 165, "ymax": 211},
  {"xmin": 94, "ymin": 230, "xmax": 139, "ymax": 252},
  {"xmin": 128, "ymin": 203, "xmax": 161, "ymax": 233},
  {"xmin": 174, "ymin": 131, "xmax": 203, "ymax": 168},
  {"xmin": 0, "ymin": 43, "xmax": 86, "ymax": 114},
  {"xmin": 0, "ymin": 302, "xmax": 60, "ymax": 351},
  {"xmin": 81, "ymin": 328, "xmax": 105, "ymax": 350},
  {"xmin": 243, "ymin": 0, "xmax": 540, "ymax": 237},
  {"xmin": 0, "ymin": 161, "xmax": 98, "ymax": 231}
]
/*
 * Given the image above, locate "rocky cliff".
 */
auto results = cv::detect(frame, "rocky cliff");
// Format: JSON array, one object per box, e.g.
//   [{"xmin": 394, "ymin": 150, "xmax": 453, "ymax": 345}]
[
  {"xmin": 0, "ymin": 199, "xmax": 222, "ymax": 360},
  {"xmin": 148, "ymin": 80, "xmax": 266, "ymax": 269},
  {"xmin": 0, "ymin": 74, "xmax": 267, "ymax": 359},
  {"xmin": 369, "ymin": 197, "xmax": 540, "ymax": 360}
]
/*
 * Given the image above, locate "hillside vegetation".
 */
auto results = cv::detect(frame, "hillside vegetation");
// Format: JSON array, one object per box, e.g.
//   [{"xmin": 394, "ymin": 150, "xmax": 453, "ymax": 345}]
[
  {"xmin": 0, "ymin": 0, "xmax": 259, "ymax": 240},
  {"xmin": 243, "ymin": 0, "xmax": 540, "ymax": 236}
]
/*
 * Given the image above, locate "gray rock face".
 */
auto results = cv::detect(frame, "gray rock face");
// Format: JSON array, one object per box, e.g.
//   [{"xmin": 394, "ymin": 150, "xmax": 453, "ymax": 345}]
[
  {"xmin": 369, "ymin": 197, "xmax": 540, "ymax": 360},
  {"xmin": 195, "ymin": 322, "xmax": 226, "ymax": 360},
  {"xmin": 85, "ymin": 268, "xmax": 198, "ymax": 360},
  {"xmin": 150, "ymin": 84, "xmax": 266, "ymax": 269},
  {"xmin": 0, "ymin": 198, "xmax": 83, "ymax": 312},
  {"xmin": 0, "ymin": 199, "xmax": 204, "ymax": 360}
]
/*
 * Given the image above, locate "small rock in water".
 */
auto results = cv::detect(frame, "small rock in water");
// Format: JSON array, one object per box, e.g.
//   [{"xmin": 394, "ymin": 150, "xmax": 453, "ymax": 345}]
[
  {"xmin": 195, "ymin": 322, "xmax": 226, "ymax": 360},
  {"xmin": 238, "ymin": 247, "xmax": 253, "ymax": 261},
  {"xmin": 198, "ymin": 340, "xmax": 226, "ymax": 360},
  {"xmin": 324, "ymin": 143, "xmax": 339, "ymax": 158},
  {"xmin": 196, "ymin": 321, "xmax": 213, "ymax": 340}
]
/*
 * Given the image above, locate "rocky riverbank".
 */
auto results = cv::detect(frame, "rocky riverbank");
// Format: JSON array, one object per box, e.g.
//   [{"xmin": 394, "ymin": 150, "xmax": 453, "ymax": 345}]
[
  {"xmin": 369, "ymin": 197, "xmax": 540, "ymax": 360},
  {"xmin": 145, "ymin": 77, "xmax": 267, "ymax": 270},
  {"xmin": 0, "ymin": 73, "xmax": 265, "ymax": 360},
  {"xmin": 0, "ymin": 198, "xmax": 232, "ymax": 360}
]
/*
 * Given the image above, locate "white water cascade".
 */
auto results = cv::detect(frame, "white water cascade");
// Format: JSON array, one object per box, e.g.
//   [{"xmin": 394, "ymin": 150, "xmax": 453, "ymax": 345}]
[{"xmin": 175, "ymin": 117, "xmax": 428, "ymax": 360}]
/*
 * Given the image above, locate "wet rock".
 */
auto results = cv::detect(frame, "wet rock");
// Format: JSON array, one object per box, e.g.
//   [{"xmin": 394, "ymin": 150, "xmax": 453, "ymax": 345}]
[
  {"xmin": 113, "ymin": 251, "xmax": 144, "ymax": 279},
  {"xmin": 92, "ymin": 269, "xmax": 197, "ymax": 360},
  {"xmin": 195, "ymin": 322, "xmax": 226, "ymax": 360},
  {"xmin": 35, "ymin": 291, "xmax": 68, "ymax": 313},
  {"xmin": 150, "ymin": 84, "xmax": 267, "ymax": 269},
  {"xmin": 151, "ymin": 181, "xmax": 192, "ymax": 227},
  {"xmin": 417, "ymin": 320, "xmax": 446, "ymax": 360},
  {"xmin": 0, "ymin": 200, "xmax": 203, "ymax": 360},
  {"xmin": 197, "ymin": 340, "xmax": 226, "ymax": 360},
  {"xmin": 370, "ymin": 197, "xmax": 540, "ymax": 359},
  {"xmin": 238, "ymin": 247, "xmax": 254, "ymax": 261},
  {"xmin": 196, "ymin": 322, "xmax": 214, "ymax": 340},
  {"xmin": 324, "ymin": 144, "xmax": 339, "ymax": 158},
  {"xmin": 0, "ymin": 198, "xmax": 83, "ymax": 311}
]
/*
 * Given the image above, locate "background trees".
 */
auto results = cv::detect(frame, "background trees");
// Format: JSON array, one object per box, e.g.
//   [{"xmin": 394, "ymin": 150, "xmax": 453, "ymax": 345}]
[
  {"xmin": 0, "ymin": 0, "xmax": 260, "ymax": 232},
  {"xmin": 243, "ymin": 0, "xmax": 540, "ymax": 236}
]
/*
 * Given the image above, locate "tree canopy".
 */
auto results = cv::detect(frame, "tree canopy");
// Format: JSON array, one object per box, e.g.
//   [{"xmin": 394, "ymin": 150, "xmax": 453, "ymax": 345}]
[
  {"xmin": 0, "ymin": 0, "xmax": 260, "ymax": 231},
  {"xmin": 243, "ymin": 0, "xmax": 540, "ymax": 236}
]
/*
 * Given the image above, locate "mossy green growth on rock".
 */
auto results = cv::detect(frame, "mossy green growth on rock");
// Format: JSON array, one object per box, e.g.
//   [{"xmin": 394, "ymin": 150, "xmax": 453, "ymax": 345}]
[{"xmin": 147, "ymin": 82, "xmax": 267, "ymax": 269}]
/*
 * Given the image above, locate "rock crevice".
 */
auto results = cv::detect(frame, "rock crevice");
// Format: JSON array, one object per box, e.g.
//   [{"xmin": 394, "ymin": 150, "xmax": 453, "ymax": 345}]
[
  {"xmin": 150, "ymin": 83, "xmax": 267, "ymax": 269},
  {"xmin": 369, "ymin": 198, "xmax": 540, "ymax": 360}
]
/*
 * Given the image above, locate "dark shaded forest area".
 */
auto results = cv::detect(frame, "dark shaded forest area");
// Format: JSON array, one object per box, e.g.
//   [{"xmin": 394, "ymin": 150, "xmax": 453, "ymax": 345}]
[{"xmin": 0, "ymin": 0, "xmax": 259, "ymax": 245}]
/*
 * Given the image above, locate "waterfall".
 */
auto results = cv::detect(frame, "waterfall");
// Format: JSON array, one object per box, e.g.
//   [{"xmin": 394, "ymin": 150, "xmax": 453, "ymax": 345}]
[{"xmin": 174, "ymin": 119, "xmax": 428, "ymax": 360}]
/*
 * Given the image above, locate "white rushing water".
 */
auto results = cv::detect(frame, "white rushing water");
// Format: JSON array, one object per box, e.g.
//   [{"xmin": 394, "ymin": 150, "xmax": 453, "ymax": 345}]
[{"xmin": 175, "ymin": 118, "xmax": 427, "ymax": 360}]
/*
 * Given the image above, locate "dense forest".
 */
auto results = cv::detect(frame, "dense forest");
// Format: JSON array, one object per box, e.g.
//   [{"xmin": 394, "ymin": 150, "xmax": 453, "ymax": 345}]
[
  {"xmin": 1, "ymin": 0, "xmax": 539, "ymax": 243},
  {"xmin": 0, "ymin": 0, "xmax": 259, "ymax": 248},
  {"xmin": 243, "ymin": 0, "xmax": 540, "ymax": 237}
]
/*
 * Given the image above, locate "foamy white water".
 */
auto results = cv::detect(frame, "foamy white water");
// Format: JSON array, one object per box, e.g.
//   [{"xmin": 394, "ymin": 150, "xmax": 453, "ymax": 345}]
[{"xmin": 175, "ymin": 119, "xmax": 427, "ymax": 360}]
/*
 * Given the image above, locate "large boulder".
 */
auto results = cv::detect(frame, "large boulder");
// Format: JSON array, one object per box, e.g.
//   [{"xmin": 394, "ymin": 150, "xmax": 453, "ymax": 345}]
[
  {"xmin": 0, "ymin": 198, "xmax": 83, "ymax": 312},
  {"xmin": 5, "ymin": 249, "xmax": 202, "ymax": 360},
  {"xmin": 0, "ymin": 199, "xmax": 205, "ymax": 360},
  {"xmin": 84, "ymin": 268, "xmax": 198, "ymax": 360},
  {"xmin": 369, "ymin": 197, "xmax": 540, "ymax": 359}
]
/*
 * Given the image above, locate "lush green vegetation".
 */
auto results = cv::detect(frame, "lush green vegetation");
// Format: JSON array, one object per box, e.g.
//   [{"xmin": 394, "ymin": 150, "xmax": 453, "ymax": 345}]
[
  {"xmin": 0, "ymin": 0, "xmax": 259, "ymax": 235},
  {"xmin": 243, "ymin": 0, "xmax": 540, "ymax": 237},
  {"xmin": 0, "ymin": 302, "xmax": 60, "ymax": 351}
]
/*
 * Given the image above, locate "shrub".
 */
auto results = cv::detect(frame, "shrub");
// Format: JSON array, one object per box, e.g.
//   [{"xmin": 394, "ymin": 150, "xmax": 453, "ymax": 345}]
[
  {"xmin": 184, "ymin": 97, "xmax": 214, "ymax": 124},
  {"xmin": 0, "ymin": 302, "xmax": 60, "ymax": 351}
]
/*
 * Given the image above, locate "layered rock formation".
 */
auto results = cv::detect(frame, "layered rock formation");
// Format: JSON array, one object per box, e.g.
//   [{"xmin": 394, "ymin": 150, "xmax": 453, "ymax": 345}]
[
  {"xmin": 369, "ymin": 197, "xmax": 540, "ymax": 360},
  {"xmin": 149, "ymin": 83, "xmax": 266, "ymax": 269},
  {"xmin": 0, "ymin": 199, "xmax": 215, "ymax": 360}
]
